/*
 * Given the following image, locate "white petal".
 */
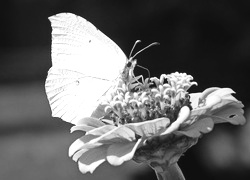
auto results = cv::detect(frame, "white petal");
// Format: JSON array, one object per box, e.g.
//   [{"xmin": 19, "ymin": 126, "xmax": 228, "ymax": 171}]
[
  {"xmin": 78, "ymin": 145, "xmax": 108, "ymax": 174},
  {"xmin": 107, "ymin": 138, "xmax": 142, "ymax": 166},
  {"xmin": 68, "ymin": 134, "xmax": 98, "ymax": 157},
  {"xmin": 70, "ymin": 125, "xmax": 95, "ymax": 133},
  {"xmin": 125, "ymin": 118, "xmax": 170, "ymax": 137},
  {"xmin": 86, "ymin": 125, "xmax": 116, "ymax": 136}
]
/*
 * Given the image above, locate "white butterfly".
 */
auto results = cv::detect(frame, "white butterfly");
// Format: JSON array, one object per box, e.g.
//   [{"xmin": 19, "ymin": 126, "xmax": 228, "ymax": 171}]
[
  {"xmin": 45, "ymin": 13, "xmax": 134, "ymax": 125},
  {"xmin": 46, "ymin": 13, "xmax": 157, "ymax": 125}
]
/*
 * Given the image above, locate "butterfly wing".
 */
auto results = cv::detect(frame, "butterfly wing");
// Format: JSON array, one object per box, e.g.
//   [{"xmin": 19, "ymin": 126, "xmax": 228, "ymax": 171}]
[{"xmin": 45, "ymin": 13, "xmax": 127, "ymax": 124}]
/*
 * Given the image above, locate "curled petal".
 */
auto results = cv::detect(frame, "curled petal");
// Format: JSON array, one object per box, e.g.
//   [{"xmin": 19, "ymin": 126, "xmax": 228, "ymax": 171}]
[
  {"xmin": 198, "ymin": 87, "xmax": 220, "ymax": 103},
  {"xmin": 205, "ymin": 95, "xmax": 222, "ymax": 108},
  {"xmin": 151, "ymin": 88, "xmax": 160, "ymax": 94},
  {"xmin": 113, "ymin": 94, "xmax": 124, "ymax": 101},
  {"xmin": 163, "ymin": 94, "xmax": 170, "ymax": 100},
  {"xmin": 86, "ymin": 125, "xmax": 116, "ymax": 136},
  {"xmin": 142, "ymin": 97, "xmax": 150, "ymax": 104},
  {"xmin": 69, "ymin": 134, "xmax": 99, "ymax": 157},
  {"xmin": 181, "ymin": 83, "xmax": 190, "ymax": 90},
  {"xmin": 160, "ymin": 74, "xmax": 167, "ymax": 84},
  {"xmin": 207, "ymin": 103, "xmax": 245, "ymax": 125},
  {"xmin": 104, "ymin": 106, "xmax": 112, "ymax": 113},
  {"xmin": 155, "ymin": 93, "xmax": 161, "ymax": 99},
  {"xmin": 176, "ymin": 88, "xmax": 185, "ymax": 94},
  {"xmin": 112, "ymin": 100, "xmax": 123, "ymax": 107},
  {"xmin": 70, "ymin": 125, "xmax": 95, "ymax": 133},
  {"xmin": 78, "ymin": 145, "xmax": 108, "ymax": 174},
  {"xmin": 163, "ymin": 84, "xmax": 171, "ymax": 88},
  {"xmin": 124, "ymin": 92, "xmax": 132, "ymax": 101},
  {"xmin": 129, "ymin": 99, "xmax": 140, "ymax": 107},
  {"xmin": 70, "ymin": 126, "xmax": 136, "ymax": 162},
  {"xmin": 137, "ymin": 102, "xmax": 143, "ymax": 107},
  {"xmin": 190, "ymin": 88, "xmax": 245, "ymax": 125},
  {"xmin": 133, "ymin": 92, "xmax": 139, "ymax": 99},
  {"xmin": 190, "ymin": 81, "xmax": 198, "ymax": 87},
  {"xmin": 97, "ymin": 126, "xmax": 136, "ymax": 143},
  {"xmin": 189, "ymin": 92, "xmax": 202, "ymax": 109},
  {"xmin": 161, "ymin": 106, "xmax": 190, "ymax": 135},
  {"xmin": 208, "ymin": 88, "xmax": 235, "ymax": 98},
  {"xmin": 150, "ymin": 77, "xmax": 160, "ymax": 86},
  {"xmin": 75, "ymin": 117, "xmax": 105, "ymax": 127},
  {"xmin": 140, "ymin": 91, "xmax": 148, "ymax": 99},
  {"xmin": 176, "ymin": 117, "xmax": 214, "ymax": 138},
  {"xmin": 107, "ymin": 138, "xmax": 142, "ymax": 166}
]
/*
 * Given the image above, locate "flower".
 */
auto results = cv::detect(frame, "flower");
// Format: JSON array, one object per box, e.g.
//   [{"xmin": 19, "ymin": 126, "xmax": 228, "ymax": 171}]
[{"xmin": 68, "ymin": 72, "xmax": 245, "ymax": 174}]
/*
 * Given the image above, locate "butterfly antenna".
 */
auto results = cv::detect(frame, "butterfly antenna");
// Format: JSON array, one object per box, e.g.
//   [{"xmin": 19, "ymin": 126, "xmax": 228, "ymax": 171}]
[
  {"xmin": 131, "ymin": 42, "xmax": 160, "ymax": 59},
  {"xmin": 129, "ymin": 40, "xmax": 141, "ymax": 58}
]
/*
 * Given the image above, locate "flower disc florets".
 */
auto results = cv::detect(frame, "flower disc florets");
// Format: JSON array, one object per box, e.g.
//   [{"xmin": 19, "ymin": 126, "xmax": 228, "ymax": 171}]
[{"xmin": 103, "ymin": 72, "xmax": 197, "ymax": 126}]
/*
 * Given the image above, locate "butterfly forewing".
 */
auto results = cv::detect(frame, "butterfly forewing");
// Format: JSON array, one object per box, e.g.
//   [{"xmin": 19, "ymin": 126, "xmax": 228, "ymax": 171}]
[{"xmin": 46, "ymin": 13, "xmax": 127, "ymax": 124}]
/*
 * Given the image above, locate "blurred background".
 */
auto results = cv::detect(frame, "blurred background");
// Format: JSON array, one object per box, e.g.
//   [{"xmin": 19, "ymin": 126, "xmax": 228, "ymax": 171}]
[{"xmin": 0, "ymin": 0, "xmax": 249, "ymax": 179}]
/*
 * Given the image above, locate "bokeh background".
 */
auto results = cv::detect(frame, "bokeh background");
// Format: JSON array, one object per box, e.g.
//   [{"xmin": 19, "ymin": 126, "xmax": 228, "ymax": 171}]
[{"xmin": 1, "ymin": 0, "xmax": 250, "ymax": 180}]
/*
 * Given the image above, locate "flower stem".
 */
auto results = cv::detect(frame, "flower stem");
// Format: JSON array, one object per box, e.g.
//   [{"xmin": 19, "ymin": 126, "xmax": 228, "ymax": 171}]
[{"xmin": 153, "ymin": 163, "xmax": 185, "ymax": 180}]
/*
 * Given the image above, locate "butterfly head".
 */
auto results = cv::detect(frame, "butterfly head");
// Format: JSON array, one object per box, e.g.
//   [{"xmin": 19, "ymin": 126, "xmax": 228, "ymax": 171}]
[
  {"xmin": 121, "ymin": 40, "xmax": 159, "ymax": 83},
  {"xmin": 121, "ymin": 57, "xmax": 137, "ymax": 83}
]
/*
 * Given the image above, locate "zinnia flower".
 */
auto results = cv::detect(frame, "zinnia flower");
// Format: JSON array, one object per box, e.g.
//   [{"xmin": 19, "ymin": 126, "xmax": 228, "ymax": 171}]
[{"xmin": 68, "ymin": 72, "xmax": 245, "ymax": 179}]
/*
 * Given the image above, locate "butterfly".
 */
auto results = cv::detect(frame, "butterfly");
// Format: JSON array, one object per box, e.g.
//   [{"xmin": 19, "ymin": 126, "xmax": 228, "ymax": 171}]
[{"xmin": 45, "ymin": 13, "xmax": 157, "ymax": 125}]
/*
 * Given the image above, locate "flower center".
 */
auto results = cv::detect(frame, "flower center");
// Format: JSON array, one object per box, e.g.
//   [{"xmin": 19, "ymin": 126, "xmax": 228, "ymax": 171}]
[{"xmin": 103, "ymin": 72, "xmax": 197, "ymax": 126}]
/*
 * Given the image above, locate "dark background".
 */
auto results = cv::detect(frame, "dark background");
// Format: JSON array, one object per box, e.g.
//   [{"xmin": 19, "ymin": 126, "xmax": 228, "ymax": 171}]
[{"xmin": 0, "ymin": 0, "xmax": 249, "ymax": 180}]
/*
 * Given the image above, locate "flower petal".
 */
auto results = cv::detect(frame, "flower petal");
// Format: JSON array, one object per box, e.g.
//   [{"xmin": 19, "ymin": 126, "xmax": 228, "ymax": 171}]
[
  {"xmin": 189, "ymin": 92, "xmax": 201, "ymax": 109},
  {"xmin": 90, "ymin": 104, "xmax": 107, "ymax": 119},
  {"xmin": 86, "ymin": 125, "xmax": 116, "ymax": 136},
  {"xmin": 208, "ymin": 103, "xmax": 246, "ymax": 125},
  {"xmin": 76, "ymin": 126, "xmax": 136, "ymax": 152},
  {"xmin": 78, "ymin": 145, "xmax": 108, "ymax": 174},
  {"xmin": 70, "ymin": 126, "xmax": 137, "ymax": 163},
  {"xmin": 190, "ymin": 88, "xmax": 245, "ymax": 125},
  {"xmin": 69, "ymin": 134, "xmax": 99, "ymax": 157},
  {"xmin": 176, "ymin": 117, "xmax": 214, "ymax": 138},
  {"xmin": 190, "ymin": 88, "xmax": 233, "ymax": 109},
  {"xmin": 74, "ymin": 117, "xmax": 105, "ymax": 127},
  {"xmin": 207, "ymin": 88, "xmax": 242, "ymax": 111},
  {"xmin": 107, "ymin": 138, "xmax": 142, "ymax": 166},
  {"xmin": 125, "ymin": 118, "xmax": 170, "ymax": 137},
  {"xmin": 208, "ymin": 88, "xmax": 234, "ymax": 98},
  {"xmin": 70, "ymin": 125, "xmax": 95, "ymax": 133},
  {"xmin": 98, "ymin": 126, "xmax": 136, "ymax": 143},
  {"xmin": 198, "ymin": 87, "xmax": 220, "ymax": 101},
  {"xmin": 161, "ymin": 106, "xmax": 190, "ymax": 135}
]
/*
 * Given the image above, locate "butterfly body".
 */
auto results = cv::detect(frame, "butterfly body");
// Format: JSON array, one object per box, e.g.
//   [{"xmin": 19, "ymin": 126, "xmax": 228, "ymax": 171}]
[{"xmin": 46, "ymin": 13, "xmax": 134, "ymax": 124}]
